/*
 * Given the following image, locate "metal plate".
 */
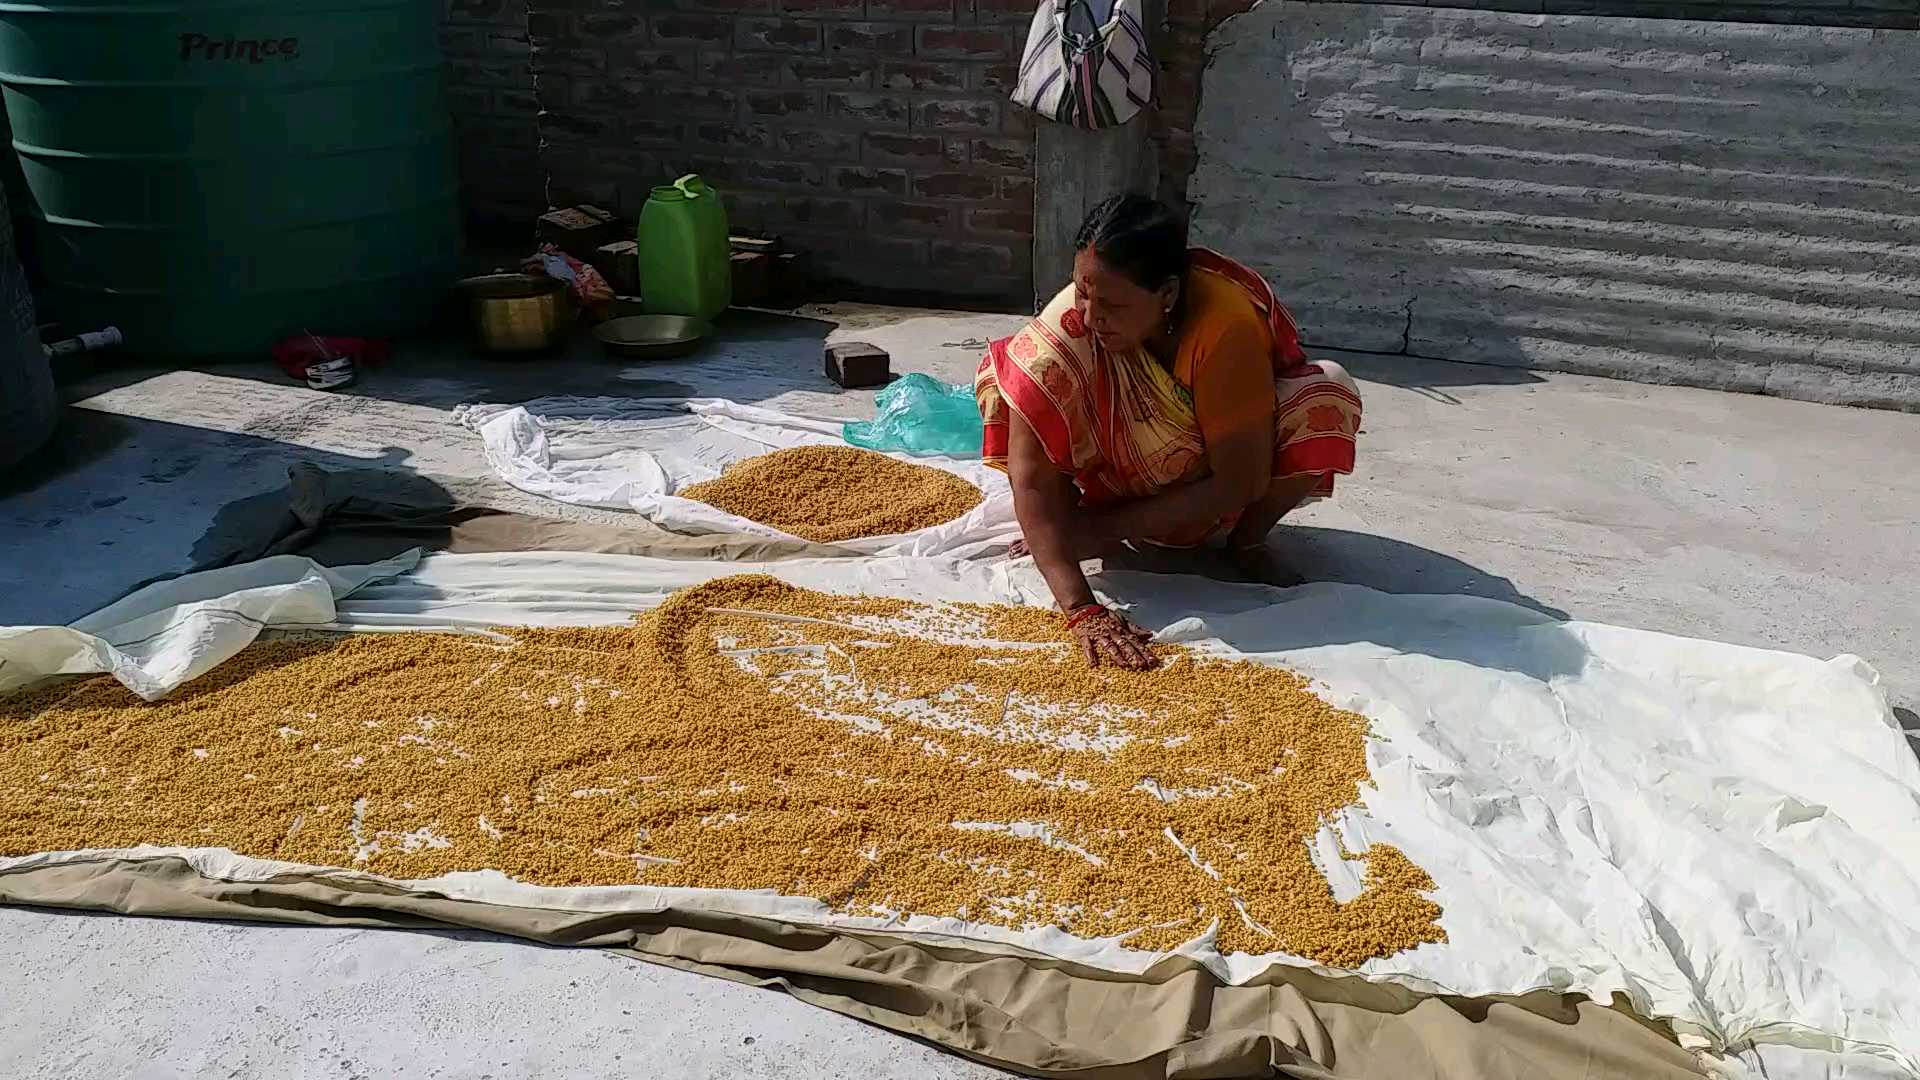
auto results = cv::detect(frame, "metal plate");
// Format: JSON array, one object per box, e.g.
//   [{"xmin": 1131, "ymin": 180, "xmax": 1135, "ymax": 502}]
[{"xmin": 592, "ymin": 315, "xmax": 713, "ymax": 360}]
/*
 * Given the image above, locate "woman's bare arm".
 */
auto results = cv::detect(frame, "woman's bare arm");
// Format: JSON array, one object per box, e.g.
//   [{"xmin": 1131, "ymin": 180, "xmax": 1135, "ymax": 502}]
[
  {"xmin": 1007, "ymin": 409, "xmax": 1159, "ymax": 670},
  {"xmin": 1008, "ymin": 408, "xmax": 1099, "ymax": 612}
]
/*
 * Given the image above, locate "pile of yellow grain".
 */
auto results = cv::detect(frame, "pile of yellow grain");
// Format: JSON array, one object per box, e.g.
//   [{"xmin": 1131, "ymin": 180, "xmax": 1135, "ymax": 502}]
[
  {"xmin": 0, "ymin": 576, "xmax": 1444, "ymax": 965},
  {"xmin": 679, "ymin": 445, "xmax": 982, "ymax": 542}
]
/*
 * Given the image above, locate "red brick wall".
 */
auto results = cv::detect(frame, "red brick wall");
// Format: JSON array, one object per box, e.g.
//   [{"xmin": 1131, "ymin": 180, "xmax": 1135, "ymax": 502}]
[
  {"xmin": 446, "ymin": 0, "xmax": 1915, "ymax": 275},
  {"xmin": 439, "ymin": 0, "xmax": 545, "ymax": 228},
  {"xmin": 528, "ymin": 0, "xmax": 1038, "ymax": 305}
]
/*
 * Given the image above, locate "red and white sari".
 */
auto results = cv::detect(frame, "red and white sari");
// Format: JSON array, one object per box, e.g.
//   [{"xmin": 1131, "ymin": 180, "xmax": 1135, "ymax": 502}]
[{"xmin": 975, "ymin": 249, "xmax": 1361, "ymax": 546}]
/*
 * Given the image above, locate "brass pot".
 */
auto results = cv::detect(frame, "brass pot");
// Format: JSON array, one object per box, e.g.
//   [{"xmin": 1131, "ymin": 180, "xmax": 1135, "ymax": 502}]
[{"xmin": 457, "ymin": 273, "xmax": 571, "ymax": 352}]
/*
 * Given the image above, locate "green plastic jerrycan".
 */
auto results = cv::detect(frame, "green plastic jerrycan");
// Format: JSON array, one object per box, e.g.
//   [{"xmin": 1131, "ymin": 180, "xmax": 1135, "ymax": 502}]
[{"xmin": 638, "ymin": 174, "xmax": 732, "ymax": 321}]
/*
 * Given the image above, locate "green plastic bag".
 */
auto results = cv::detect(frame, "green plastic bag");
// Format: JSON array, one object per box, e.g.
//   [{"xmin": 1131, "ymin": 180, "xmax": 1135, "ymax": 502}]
[{"xmin": 842, "ymin": 373, "xmax": 984, "ymax": 457}]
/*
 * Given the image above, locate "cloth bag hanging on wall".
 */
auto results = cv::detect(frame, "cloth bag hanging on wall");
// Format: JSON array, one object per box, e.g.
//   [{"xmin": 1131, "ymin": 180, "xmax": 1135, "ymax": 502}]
[{"xmin": 1011, "ymin": 0, "xmax": 1156, "ymax": 130}]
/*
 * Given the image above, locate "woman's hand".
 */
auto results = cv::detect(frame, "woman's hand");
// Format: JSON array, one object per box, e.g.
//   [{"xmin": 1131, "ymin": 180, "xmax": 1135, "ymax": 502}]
[{"xmin": 1067, "ymin": 604, "xmax": 1159, "ymax": 671}]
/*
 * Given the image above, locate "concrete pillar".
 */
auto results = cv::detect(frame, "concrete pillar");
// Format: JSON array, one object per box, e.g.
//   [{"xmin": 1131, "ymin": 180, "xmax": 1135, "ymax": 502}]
[{"xmin": 1028, "ymin": 0, "xmax": 1162, "ymax": 311}]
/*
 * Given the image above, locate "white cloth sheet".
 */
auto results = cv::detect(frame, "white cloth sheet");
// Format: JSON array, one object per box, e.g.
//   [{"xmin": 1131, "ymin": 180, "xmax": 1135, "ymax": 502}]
[
  {"xmin": 453, "ymin": 397, "xmax": 1020, "ymax": 558},
  {"xmin": 0, "ymin": 552, "xmax": 418, "ymax": 701},
  {"xmin": 2, "ymin": 549, "xmax": 1916, "ymax": 1078}
]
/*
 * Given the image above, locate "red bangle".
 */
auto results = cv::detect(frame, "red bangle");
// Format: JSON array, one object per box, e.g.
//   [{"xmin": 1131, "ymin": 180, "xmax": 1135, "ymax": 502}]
[{"xmin": 1064, "ymin": 603, "xmax": 1107, "ymax": 629}]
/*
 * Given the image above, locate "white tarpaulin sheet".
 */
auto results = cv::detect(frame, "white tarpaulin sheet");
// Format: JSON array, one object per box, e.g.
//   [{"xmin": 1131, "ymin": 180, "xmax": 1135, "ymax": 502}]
[
  {"xmin": 2, "ymin": 550, "xmax": 1916, "ymax": 1076},
  {"xmin": 453, "ymin": 397, "xmax": 1019, "ymax": 558},
  {"xmin": 0, "ymin": 552, "xmax": 419, "ymax": 702}
]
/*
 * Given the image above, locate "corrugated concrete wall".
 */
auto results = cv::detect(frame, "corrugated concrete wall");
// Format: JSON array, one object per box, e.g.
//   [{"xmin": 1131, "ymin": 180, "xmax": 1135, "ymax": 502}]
[
  {"xmin": 1187, "ymin": 2, "xmax": 1920, "ymax": 409},
  {"xmin": 1156, "ymin": 2, "xmax": 1918, "ymax": 224}
]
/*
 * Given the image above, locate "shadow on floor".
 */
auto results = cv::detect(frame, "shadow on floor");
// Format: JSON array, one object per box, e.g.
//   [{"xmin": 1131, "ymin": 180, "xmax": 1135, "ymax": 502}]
[
  {"xmin": 1098, "ymin": 527, "xmax": 1580, "ymax": 681},
  {"xmin": 1324, "ymin": 348, "xmax": 1547, "ymax": 405},
  {"xmin": 1107, "ymin": 525, "xmax": 1566, "ymax": 622},
  {"xmin": 184, "ymin": 465, "xmax": 471, "ymax": 571},
  {"xmin": 0, "ymin": 407, "xmax": 453, "ymax": 625},
  {"xmin": 0, "ymin": 408, "xmax": 152, "ymax": 498},
  {"xmin": 55, "ymin": 309, "xmax": 843, "ymax": 416},
  {"xmin": 1273, "ymin": 526, "xmax": 1569, "ymax": 620}
]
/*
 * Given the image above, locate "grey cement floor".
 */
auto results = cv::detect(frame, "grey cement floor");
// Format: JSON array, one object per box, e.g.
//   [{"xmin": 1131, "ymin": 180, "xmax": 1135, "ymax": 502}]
[{"xmin": 3, "ymin": 304, "xmax": 1916, "ymax": 1078}]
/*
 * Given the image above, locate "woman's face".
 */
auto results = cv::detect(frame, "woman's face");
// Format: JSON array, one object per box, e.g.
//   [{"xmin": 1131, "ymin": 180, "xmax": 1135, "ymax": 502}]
[{"xmin": 1073, "ymin": 248, "xmax": 1174, "ymax": 353}]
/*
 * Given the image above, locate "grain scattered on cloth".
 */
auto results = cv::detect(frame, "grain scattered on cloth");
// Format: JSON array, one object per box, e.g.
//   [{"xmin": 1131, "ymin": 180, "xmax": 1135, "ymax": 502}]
[
  {"xmin": 678, "ymin": 445, "xmax": 982, "ymax": 543},
  {"xmin": 0, "ymin": 575, "xmax": 1444, "ymax": 965}
]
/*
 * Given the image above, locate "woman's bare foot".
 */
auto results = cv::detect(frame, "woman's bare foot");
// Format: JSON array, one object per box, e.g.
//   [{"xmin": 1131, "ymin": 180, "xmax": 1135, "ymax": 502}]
[
  {"xmin": 1007, "ymin": 537, "xmax": 1030, "ymax": 560},
  {"xmin": 1227, "ymin": 542, "xmax": 1305, "ymax": 588}
]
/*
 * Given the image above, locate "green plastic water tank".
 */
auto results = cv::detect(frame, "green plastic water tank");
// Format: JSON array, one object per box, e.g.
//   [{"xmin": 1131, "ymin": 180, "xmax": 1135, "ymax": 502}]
[
  {"xmin": 0, "ymin": 0, "xmax": 461, "ymax": 356},
  {"xmin": 638, "ymin": 174, "xmax": 730, "ymax": 322}
]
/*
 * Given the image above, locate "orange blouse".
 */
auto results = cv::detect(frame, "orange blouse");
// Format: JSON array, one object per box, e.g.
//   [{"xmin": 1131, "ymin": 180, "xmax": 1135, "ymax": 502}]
[{"xmin": 1169, "ymin": 264, "xmax": 1278, "ymax": 441}]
